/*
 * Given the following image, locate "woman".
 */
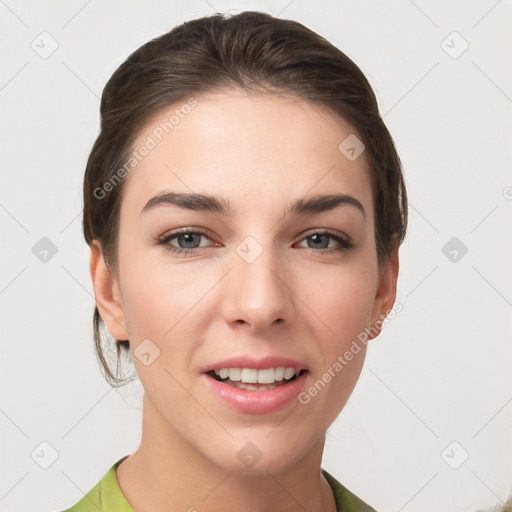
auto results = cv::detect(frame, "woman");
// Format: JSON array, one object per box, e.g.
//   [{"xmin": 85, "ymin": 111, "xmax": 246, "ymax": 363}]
[{"xmin": 64, "ymin": 10, "xmax": 407, "ymax": 512}]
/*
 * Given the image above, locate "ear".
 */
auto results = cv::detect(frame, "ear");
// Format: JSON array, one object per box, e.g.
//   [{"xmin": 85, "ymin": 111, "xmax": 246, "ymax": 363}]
[
  {"xmin": 368, "ymin": 235, "xmax": 400, "ymax": 340},
  {"xmin": 89, "ymin": 241, "xmax": 130, "ymax": 341}
]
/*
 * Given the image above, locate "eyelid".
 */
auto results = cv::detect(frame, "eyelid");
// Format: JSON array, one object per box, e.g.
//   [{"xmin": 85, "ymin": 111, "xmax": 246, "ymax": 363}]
[{"xmin": 299, "ymin": 227, "xmax": 351, "ymax": 241}]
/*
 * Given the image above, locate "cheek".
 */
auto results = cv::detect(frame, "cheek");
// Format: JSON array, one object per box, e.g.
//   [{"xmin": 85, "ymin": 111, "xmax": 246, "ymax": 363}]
[
  {"xmin": 118, "ymin": 249, "xmax": 220, "ymax": 353},
  {"xmin": 302, "ymin": 262, "xmax": 376, "ymax": 382},
  {"xmin": 295, "ymin": 268, "xmax": 373, "ymax": 425},
  {"xmin": 305, "ymin": 262, "xmax": 377, "ymax": 337}
]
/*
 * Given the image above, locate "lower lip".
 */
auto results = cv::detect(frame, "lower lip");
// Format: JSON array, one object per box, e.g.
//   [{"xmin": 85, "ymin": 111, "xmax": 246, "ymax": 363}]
[{"xmin": 203, "ymin": 372, "xmax": 308, "ymax": 415}]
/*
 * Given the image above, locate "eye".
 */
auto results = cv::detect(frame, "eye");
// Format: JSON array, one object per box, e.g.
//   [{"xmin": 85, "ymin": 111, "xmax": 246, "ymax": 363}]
[
  {"xmin": 295, "ymin": 230, "xmax": 354, "ymax": 253},
  {"xmin": 156, "ymin": 228, "xmax": 354, "ymax": 256},
  {"xmin": 156, "ymin": 228, "xmax": 214, "ymax": 256}
]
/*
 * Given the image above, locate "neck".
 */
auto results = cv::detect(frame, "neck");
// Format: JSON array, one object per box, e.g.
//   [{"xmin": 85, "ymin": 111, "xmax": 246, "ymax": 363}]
[{"xmin": 116, "ymin": 393, "xmax": 337, "ymax": 512}]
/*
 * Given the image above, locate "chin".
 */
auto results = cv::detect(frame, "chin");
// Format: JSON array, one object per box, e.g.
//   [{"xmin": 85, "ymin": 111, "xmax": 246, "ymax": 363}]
[{"xmin": 204, "ymin": 434, "xmax": 316, "ymax": 476}]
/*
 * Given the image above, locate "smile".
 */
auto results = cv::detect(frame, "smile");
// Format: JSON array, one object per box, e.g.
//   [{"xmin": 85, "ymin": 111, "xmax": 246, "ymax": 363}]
[
  {"xmin": 209, "ymin": 367, "xmax": 304, "ymax": 389},
  {"xmin": 204, "ymin": 368, "xmax": 309, "ymax": 414}
]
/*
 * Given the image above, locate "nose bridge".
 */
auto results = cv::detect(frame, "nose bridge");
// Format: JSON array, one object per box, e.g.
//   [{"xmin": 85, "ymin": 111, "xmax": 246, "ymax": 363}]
[{"xmin": 224, "ymin": 234, "xmax": 293, "ymax": 329}]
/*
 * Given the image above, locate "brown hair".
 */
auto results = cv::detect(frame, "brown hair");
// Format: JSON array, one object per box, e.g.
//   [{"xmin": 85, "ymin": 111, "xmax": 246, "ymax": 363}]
[{"xmin": 82, "ymin": 10, "xmax": 408, "ymax": 387}]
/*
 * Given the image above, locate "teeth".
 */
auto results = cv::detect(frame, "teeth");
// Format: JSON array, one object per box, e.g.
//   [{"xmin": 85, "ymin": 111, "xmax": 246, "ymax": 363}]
[
  {"xmin": 241, "ymin": 368, "xmax": 258, "ymax": 383},
  {"xmin": 213, "ymin": 367, "xmax": 301, "ymax": 384},
  {"xmin": 257, "ymin": 368, "xmax": 275, "ymax": 384},
  {"xmin": 227, "ymin": 368, "xmax": 241, "ymax": 381},
  {"xmin": 274, "ymin": 367, "xmax": 285, "ymax": 381}
]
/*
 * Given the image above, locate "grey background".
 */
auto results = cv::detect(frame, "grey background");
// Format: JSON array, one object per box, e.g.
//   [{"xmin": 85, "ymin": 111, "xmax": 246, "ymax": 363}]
[{"xmin": 0, "ymin": 1, "xmax": 511, "ymax": 511}]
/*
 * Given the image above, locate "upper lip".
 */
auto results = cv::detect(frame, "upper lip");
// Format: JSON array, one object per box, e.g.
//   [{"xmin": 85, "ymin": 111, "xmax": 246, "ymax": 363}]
[{"xmin": 202, "ymin": 356, "xmax": 308, "ymax": 373}]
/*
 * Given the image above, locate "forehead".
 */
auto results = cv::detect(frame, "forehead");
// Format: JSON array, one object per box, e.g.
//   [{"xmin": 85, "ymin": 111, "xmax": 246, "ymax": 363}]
[{"xmin": 121, "ymin": 89, "xmax": 373, "ymax": 221}]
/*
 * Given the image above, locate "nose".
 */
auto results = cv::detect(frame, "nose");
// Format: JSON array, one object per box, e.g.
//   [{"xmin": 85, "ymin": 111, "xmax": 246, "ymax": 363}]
[{"xmin": 221, "ymin": 239, "xmax": 295, "ymax": 333}]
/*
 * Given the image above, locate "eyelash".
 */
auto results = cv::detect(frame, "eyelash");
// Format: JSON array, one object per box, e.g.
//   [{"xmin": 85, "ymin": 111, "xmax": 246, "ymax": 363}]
[{"xmin": 156, "ymin": 228, "xmax": 355, "ymax": 256}]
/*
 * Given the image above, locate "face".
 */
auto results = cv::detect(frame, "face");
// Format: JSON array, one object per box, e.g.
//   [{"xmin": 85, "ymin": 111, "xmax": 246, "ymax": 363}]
[{"xmin": 92, "ymin": 89, "xmax": 398, "ymax": 474}]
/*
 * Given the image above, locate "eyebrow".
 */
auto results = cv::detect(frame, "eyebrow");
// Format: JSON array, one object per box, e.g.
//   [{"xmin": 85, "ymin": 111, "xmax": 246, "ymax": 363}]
[{"xmin": 140, "ymin": 191, "xmax": 366, "ymax": 220}]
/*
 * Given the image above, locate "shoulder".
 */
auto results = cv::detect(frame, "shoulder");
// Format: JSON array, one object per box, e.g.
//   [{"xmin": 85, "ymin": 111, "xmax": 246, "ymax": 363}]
[
  {"xmin": 61, "ymin": 456, "xmax": 134, "ymax": 512},
  {"xmin": 322, "ymin": 468, "xmax": 378, "ymax": 512}
]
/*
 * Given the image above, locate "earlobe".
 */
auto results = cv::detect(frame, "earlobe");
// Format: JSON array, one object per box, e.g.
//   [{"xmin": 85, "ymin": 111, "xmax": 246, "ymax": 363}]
[
  {"xmin": 89, "ymin": 241, "xmax": 130, "ymax": 341},
  {"xmin": 368, "ymin": 236, "xmax": 400, "ymax": 340}
]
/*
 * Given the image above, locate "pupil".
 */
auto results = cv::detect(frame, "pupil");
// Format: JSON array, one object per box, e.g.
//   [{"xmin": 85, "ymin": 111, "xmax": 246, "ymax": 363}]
[
  {"xmin": 180, "ymin": 233, "xmax": 199, "ymax": 248},
  {"xmin": 310, "ymin": 234, "xmax": 328, "ymax": 249}
]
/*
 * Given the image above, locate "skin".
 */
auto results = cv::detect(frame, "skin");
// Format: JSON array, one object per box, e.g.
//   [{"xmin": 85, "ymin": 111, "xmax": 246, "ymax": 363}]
[{"xmin": 90, "ymin": 88, "xmax": 399, "ymax": 512}]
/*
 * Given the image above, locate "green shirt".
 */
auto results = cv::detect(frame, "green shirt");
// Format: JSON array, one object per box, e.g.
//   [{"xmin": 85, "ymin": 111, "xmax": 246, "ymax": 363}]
[{"xmin": 63, "ymin": 456, "xmax": 376, "ymax": 511}]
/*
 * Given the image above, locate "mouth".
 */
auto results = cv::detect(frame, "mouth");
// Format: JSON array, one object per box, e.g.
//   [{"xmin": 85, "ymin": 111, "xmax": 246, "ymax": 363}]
[
  {"xmin": 206, "ymin": 367, "xmax": 308, "ymax": 391},
  {"xmin": 203, "ymin": 364, "xmax": 310, "ymax": 414}
]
